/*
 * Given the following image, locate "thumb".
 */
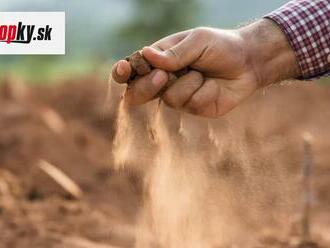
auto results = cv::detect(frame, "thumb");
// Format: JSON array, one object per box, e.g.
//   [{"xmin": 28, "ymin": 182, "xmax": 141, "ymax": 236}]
[{"xmin": 142, "ymin": 35, "xmax": 202, "ymax": 71}]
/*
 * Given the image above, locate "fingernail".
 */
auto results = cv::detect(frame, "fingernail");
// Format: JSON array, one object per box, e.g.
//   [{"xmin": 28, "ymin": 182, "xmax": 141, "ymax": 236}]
[
  {"xmin": 117, "ymin": 62, "xmax": 125, "ymax": 76},
  {"xmin": 152, "ymin": 70, "xmax": 167, "ymax": 87}
]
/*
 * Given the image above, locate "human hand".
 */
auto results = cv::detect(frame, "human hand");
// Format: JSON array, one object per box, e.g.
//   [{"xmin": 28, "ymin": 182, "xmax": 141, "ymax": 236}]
[{"xmin": 111, "ymin": 19, "xmax": 300, "ymax": 118}]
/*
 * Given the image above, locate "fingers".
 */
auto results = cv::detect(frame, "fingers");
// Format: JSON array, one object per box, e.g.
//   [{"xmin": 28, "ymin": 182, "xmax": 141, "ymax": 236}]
[
  {"xmin": 111, "ymin": 60, "xmax": 131, "ymax": 84},
  {"xmin": 183, "ymin": 79, "xmax": 220, "ymax": 117},
  {"xmin": 142, "ymin": 33, "xmax": 203, "ymax": 72},
  {"xmin": 161, "ymin": 72, "xmax": 222, "ymax": 118},
  {"xmin": 162, "ymin": 71, "xmax": 204, "ymax": 108},
  {"xmin": 112, "ymin": 29, "xmax": 199, "ymax": 83},
  {"xmin": 125, "ymin": 69, "xmax": 168, "ymax": 106}
]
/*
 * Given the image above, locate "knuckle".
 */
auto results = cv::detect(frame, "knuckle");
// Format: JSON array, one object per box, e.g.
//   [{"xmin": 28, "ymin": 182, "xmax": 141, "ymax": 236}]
[
  {"xmin": 132, "ymin": 77, "xmax": 154, "ymax": 100},
  {"xmin": 162, "ymin": 93, "xmax": 177, "ymax": 108},
  {"xmin": 167, "ymin": 47, "xmax": 180, "ymax": 58},
  {"xmin": 189, "ymin": 70, "xmax": 204, "ymax": 82},
  {"xmin": 167, "ymin": 48, "xmax": 183, "ymax": 69},
  {"xmin": 193, "ymin": 27, "xmax": 210, "ymax": 37},
  {"xmin": 188, "ymin": 95, "xmax": 202, "ymax": 110},
  {"xmin": 162, "ymin": 87, "xmax": 181, "ymax": 108}
]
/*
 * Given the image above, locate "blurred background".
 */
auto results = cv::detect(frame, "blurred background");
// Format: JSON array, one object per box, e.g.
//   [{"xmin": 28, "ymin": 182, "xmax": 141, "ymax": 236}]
[
  {"xmin": 1, "ymin": 1, "xmax": 330, "ymax": 247},
  {"xmin": 0, "ymin": 0, "xmax": 290, "ymax": 82}
]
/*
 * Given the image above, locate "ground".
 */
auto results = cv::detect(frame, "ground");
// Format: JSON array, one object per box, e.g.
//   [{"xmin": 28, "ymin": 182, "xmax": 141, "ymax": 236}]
[{"xmin": 0, "ymin": 76, "xmax": 329, "ymax": 247}]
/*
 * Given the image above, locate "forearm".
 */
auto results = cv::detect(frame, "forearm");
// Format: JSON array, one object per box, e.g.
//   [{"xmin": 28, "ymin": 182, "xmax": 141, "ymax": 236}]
[{"xmin": 239, "ymin": 19, "xmax": 301, "ymax": 87}]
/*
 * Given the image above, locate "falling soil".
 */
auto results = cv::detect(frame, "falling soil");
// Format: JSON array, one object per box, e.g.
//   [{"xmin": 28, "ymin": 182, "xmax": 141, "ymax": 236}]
[
  {"xmin": 110, "ymin": 76, "xmax": 330, "ymax": 247},
  {"xmin": 0, "ymin": 75, "xmax": 329, "ymax": 247}
]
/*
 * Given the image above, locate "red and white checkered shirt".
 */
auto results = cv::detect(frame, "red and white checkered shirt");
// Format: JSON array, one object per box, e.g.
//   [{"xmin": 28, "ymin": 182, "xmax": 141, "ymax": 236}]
[{"xmin": 265, "ymin": 0, "xmax": 330, "ymax": 79}]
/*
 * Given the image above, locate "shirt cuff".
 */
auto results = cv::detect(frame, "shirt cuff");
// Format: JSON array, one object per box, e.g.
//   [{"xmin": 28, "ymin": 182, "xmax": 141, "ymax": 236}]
[{"xmin": 264, "ymin": 0, "xmax": 330, "ymax": 80}]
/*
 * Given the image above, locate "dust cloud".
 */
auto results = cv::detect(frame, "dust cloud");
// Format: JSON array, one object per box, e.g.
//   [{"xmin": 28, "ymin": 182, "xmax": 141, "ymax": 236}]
[{"xmin": 109, "ymin": 79, "xmax": 296, "ymax": 247}]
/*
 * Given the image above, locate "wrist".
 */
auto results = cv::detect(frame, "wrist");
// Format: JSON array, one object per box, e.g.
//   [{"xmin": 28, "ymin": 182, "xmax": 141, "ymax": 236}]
[{"xmin": 239, "ymin": 19, "xmax": 301, "ymax": 87}]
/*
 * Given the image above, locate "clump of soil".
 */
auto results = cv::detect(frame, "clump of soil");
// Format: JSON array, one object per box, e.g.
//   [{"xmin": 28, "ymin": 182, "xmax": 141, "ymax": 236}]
[{"xmin": 0, "ymin": 75, "xmax": 329, "ymax": 247}]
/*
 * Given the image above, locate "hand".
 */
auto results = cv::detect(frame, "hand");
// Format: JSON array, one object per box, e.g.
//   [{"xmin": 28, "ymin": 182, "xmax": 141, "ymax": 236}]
[{"xmin": 111, "ymin": 19, "xmax": 300, "ymax": 118}]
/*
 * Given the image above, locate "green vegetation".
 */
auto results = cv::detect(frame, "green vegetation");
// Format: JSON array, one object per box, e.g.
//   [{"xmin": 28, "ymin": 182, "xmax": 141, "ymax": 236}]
[
  {"xmin": 0, "ymin": 56, "xmax": 98, "ymax": 83},
  {"xmin": 0, "ymin": 0, "xmax": 199, "ymax": 82},
  {"xmin": 109, "ymin": 0, "xmax": 199, "ymax": 59},
  {"xmin": 0, "ymin": 0, "xmax": 327, "ymax": 84}
]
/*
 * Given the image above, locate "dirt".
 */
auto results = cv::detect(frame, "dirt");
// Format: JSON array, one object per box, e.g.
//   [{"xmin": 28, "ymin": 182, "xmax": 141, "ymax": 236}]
[{"xmin": 0, "ymin": 75, "xmax": 329, "ymax": 247}]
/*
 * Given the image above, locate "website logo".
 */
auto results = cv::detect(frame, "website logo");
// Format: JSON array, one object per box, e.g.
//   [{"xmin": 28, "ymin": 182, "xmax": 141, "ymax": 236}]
[{"xmin": 0, "ymin": 12, "xmax": 65, "ymax": 55}]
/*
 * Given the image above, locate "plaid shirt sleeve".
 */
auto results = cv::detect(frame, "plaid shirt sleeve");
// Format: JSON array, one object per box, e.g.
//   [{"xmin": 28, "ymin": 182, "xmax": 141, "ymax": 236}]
[{"xmin": 264, "ymin": 0, "xmax": 330, "ymax": 79}]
